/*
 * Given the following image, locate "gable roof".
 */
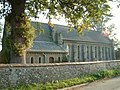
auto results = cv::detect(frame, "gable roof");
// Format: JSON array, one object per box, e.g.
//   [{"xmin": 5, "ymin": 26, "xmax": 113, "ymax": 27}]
[
  {"xmin": 31, "ymin": 22, "xmax": 112, "ymax": 44},
  {"xmin": 28, "ymin": 41, "xmax": 66, "ymax": 53},
  {"xmin": 31, "ymin": 22, "xmax": 53, "ymax": 42},
  {"xmin": 28, "ymin": 22, "xmax": 113, "ymax": 53}
]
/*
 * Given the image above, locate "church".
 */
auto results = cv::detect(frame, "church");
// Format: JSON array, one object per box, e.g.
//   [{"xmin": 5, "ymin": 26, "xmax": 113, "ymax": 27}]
[{"xmin": 26, "ymin": 22, "xmax": 116, "ymax": 64}]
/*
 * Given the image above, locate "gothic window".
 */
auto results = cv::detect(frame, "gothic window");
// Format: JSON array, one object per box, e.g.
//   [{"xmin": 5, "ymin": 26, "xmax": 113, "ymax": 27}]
[
  {"xmin": 108, "ymin": 48, "xmax": 110, "ymax": 58},
  {"xmin": 95, "ymin": 46, "xmax": 97, "ymax": 58},
  {"xmin": 81, "ymin": 45, "xmax": 84, "ymax": 61},
  {"xmin": 98, "ymin": 46, "xmax": 100, "ymax": 60},
  {"xmin": 92, "ymin": 46, "xmax": 95, "ymax": 56},
  {"xmin": 102, "ymin": 47, "xmax": 104, "ymax": 59},
  {"xmin": 58, "ymin": 57, "xmax": 61, "ymax": 62},
  {"xmin": 78, "ymin": 45, "xmax": 80, "ymax": 59},
  {"xmin": 83, "ymin": 45, "xmax": 87, "ymax": 61},
  {"xmin": 106, "ymin": 47, "xmax": 107, "ymax": 59},
  {"xmin": 90, "ymin": 46, "xmax": 93, "ymax": 60},
  {"xmin": 87, "ymin": 46, "xmax": 89, "ymax": 59},
  {"xmin": 30, "ymin": 57, "xmax": 34, "ymax": 64},
  {"xmin": 39, "ymin": 57, "xmax": 41, "ymax": 63}
]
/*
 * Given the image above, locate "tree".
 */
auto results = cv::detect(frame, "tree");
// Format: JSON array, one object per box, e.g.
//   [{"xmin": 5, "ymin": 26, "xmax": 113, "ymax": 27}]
[
  {"xmin": 0, "ymin": 22, "xmax": 2, "ymax": 32},
  {"xmin": 0, "ymin": 22, "xmax": 2, "ymax": 43},
  {"xmin": 0, "ymin": 0, "xmax": 111, "ymax": 63},
  {"xmin": 92, "ymin": 15, "xmax": 120, "ymax": 48}
]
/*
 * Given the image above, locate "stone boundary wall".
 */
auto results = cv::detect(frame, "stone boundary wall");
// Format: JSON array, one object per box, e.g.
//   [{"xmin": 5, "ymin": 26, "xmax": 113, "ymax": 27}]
[{"xmin": 0, "ymin": 60, "xmax": 120, "ymax": 88}]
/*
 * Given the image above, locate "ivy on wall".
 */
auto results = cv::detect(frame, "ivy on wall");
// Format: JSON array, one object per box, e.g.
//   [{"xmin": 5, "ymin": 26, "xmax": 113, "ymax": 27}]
[{"xmin": 5, "ymin": 14, "xmax": 35, "ymax": 56}]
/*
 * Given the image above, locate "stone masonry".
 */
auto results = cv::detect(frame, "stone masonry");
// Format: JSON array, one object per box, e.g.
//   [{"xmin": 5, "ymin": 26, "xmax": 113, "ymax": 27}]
[{"xmin": 0, "ymin": 60, "xmax": 120, "ymax": 88}]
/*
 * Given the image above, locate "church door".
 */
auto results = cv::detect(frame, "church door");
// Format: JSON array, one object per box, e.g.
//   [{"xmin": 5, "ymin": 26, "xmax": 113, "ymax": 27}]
[{"xmin": 49, "ymin": 57, "xmax": 54, "ymax": 63}]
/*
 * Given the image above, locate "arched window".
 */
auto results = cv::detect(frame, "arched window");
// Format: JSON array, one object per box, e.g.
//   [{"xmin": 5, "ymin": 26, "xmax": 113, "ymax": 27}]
[
  {"xmin": 39, "ymin": 57, "xmax": 41, "ymax": 63},
  {"xmin": 49, "ymin": 57, "xmax": 54, "ymax": 63},
  {"xmin": 102, "ymin": 47, "xmax": 104, "ymax": 59},
  {"xmin": 108, "ymin": 48, "xmax": 110, "ymax": 58},
  {"xmin": 95, "ymin": 46, "xmax": 97, "ymax": 58},
  {"xmin": 78, "ymin": 45, "xmax": 80, "ymax": 59},
  {"xmin": 87, "ymin": 46, "xmax": 89, "ymax": 59},
  {"xmin": 58, "ymin": 57, "xmax": 61, "ymax": 62},
  {"xmin": 30, "ymin": 57, "xmax": 34, "ymax": 64}
]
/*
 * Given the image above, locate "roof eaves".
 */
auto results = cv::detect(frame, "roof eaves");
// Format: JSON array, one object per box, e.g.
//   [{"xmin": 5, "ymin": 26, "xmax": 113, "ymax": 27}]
[
  {"xmin": 63, "ymin": 38, "xmax": 112, "ymax": 44},
  {"xmin": 27, "ymin": 50, "xmax": 68, "ymax": 53}
]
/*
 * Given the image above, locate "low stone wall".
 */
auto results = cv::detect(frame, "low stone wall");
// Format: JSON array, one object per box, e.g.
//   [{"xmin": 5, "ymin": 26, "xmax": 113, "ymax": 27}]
[{"xmin": 0, "ymin": 60, "xmax": 120, "ymax": 88}]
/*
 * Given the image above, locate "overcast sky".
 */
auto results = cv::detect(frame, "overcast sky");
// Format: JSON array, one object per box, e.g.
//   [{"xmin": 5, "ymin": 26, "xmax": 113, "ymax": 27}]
[{"xmin": 107, "ymin": 2, "xmax": 120, "ymax": 40}]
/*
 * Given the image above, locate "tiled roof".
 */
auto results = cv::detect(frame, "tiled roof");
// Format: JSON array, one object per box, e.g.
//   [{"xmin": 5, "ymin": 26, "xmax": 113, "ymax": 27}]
[
  {"xmin": 31, "ymin": 22, "xmax": 53, "ymax": 42},
  {"xmin": 32, "ymin": 22, "xmax": 112, "ymax": 44},
  {"xmin": 28, "ymin": 22, "xmax": 112, "ymax": 52},
  {"xmin": 55, "ymin": 24, "xmax": 112, "ymax": 44},
  {"xmin": 28, "ymin": 41, "xmax": 66, "ymax": 53}
]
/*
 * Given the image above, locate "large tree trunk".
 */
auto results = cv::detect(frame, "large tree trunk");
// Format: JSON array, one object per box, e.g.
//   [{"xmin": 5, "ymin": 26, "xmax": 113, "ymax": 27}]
[
  {"xmin": 10, "ymin": 51, "xmax": 26, "ymax": 63},
  {"xmin": 1, "ymin": 21, "xmax": 10, "ymax": 63},
  {"xmin": 8, "ymin": 0, "xmax": 26, "ymax": 64}
]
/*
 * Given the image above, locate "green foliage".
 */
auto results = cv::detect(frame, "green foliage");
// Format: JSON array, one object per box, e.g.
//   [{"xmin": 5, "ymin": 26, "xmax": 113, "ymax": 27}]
[
  {"xmin": 3, "ymin": 69, "xmax": 120, "ymax": 90},
  {"xmin": 5, "ymin": 14, "xmax": 35, "ymax": 56},
  {"xmin": 12, "ymin": 16, "xmax": 35, "ymax": 56},
  {"xmin": 0, "ymin": 50, "xmax": 10, "ymax": 63},
  {"xmin": 62, "ymin": 78, "xmax": 83, "ymax": 86},
  {"xmin": 92, "ymin": 70, "xmax": 119, "ymax": 79},
  {"xmin": 36, "ymin": 22, "xmax": 45, "ymax": 35},
  {"xmin": 1, "ymin": 0, "xmax": 111, "ymax": 32}
]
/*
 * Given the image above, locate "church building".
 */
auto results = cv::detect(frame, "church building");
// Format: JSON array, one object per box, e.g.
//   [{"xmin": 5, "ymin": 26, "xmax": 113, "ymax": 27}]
[{"xmin": 26, "ymin": 22, "xmax": 116, "ymax": 64}]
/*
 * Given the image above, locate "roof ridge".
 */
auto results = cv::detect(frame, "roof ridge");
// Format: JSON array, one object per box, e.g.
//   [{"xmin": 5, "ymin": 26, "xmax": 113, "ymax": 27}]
[
  {"xmin": 31, "ymin": 21, "xmax": 68, "ymax": 27},
  {"xmin": 31, "ymin": 21, "xmax": 102, "ymax": 33}
]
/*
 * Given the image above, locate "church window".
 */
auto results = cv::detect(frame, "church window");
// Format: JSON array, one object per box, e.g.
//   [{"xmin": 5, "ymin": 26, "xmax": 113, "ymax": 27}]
[
  {"xmin": 95, "ymin": 47, "xmax": 97, "ymax": 58},
  {"xmin": 58, "ymin": 57, "xmax": 61, "ymax": 62},
  {"xmin": 87, "ymin": 46, "xmax": 89, "ymax": 59},
  {"xmin": 102, "ymin": 47, "xmax": 104, "ymax": 59},
  {"xmin": 39, "ymin": 57, "xmax": 41, "ymax": 63},
  {"xmin": 108, "ymin": 48, "xmax": 110, "ymax": 58},
  {"xmin": 78, "ymin": 45, "xmax": 80, "ymax": 59},
  {"xmin": 30, "ymin": 57, "xmax": 34, "ymax": 64}
]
